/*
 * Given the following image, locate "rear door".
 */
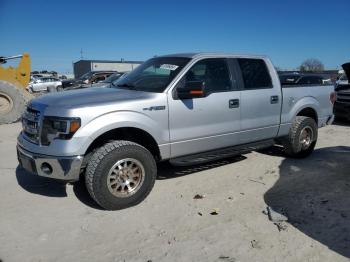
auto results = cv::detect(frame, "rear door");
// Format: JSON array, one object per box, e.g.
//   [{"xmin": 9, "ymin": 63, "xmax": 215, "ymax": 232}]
[
  {"xmin": 236, "ymin": 58, "xmax": 281, "ymax": 143},
  {"xmin": 168, "ymin": 58, "xmax": 241, "ymax": 157}
]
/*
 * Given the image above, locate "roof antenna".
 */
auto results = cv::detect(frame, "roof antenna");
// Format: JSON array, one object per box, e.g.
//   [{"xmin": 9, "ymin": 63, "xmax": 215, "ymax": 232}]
[{"xmin": 80, "ymin": 48, "xmax": 83, "ymax": 59}]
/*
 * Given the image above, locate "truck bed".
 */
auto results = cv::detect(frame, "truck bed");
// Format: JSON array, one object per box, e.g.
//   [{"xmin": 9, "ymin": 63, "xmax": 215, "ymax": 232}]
[{"xmin": 278, "ymin": 84, "xmax": 334, "ymax": 137}]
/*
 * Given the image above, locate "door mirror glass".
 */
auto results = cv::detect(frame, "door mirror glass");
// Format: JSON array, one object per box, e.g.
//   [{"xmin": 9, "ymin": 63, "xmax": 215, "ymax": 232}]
[{"xmin": 177, "ymin": 81, "xmax": 206, "ymax": 99}]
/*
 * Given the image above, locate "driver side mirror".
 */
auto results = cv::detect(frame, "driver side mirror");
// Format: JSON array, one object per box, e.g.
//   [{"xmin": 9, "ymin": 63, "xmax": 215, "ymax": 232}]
[{"xmin": 176, "ymin": 81, "xmax": 206, "ymax": 99}]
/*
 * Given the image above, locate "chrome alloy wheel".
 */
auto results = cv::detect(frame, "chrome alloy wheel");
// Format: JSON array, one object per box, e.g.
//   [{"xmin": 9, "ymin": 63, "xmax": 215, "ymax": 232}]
[
  {"xmin": 299, "ymin": 126, "xmax": 314, "ymax": 150},
  {"xmin": 107, "ymin": 158, "xmax": 145, "ymax": 198}
]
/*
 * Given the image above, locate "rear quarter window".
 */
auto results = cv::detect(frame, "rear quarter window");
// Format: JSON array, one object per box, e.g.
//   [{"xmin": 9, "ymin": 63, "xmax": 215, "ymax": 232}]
[{"xmin": 238, "ymin": 58, "xmax": 272, "ymax": 89}]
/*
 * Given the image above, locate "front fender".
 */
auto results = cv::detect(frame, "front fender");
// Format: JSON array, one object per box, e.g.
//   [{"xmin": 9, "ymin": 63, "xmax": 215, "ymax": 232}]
[{"xmin": 74, "ymin": 110, "xmax": 169, "ymax": 153}]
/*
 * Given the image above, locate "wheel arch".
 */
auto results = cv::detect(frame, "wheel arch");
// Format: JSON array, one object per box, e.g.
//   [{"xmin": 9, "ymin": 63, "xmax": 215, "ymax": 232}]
[
  {"xmin": 288, "ymin": 96, "xmax": 320, "ymax": 125},
  {"xmin": 84, "ymin": 127, "xmax": 161, "ymax": 165},
  {"xmin": 296, "ymin": 107, "xmax": 318, "ymax": 124}
]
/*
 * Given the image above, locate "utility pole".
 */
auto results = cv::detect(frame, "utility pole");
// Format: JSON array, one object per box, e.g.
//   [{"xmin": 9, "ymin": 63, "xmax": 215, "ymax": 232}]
[{"xmin": 80, "ymin": 48, "xmax": 83, "ymax": 60}]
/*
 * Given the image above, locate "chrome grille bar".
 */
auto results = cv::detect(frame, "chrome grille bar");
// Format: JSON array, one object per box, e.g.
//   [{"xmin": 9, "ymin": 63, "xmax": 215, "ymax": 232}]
[{"xmin": 22, "ymin": 106, "xmax": 41, "ymax": 144}]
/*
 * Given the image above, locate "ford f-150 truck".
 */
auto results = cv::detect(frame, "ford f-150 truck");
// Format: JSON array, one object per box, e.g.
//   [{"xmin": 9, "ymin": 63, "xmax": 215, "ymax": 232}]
[{"xmin": 17, "ymin": 53, "xmax": 335, "ymax": 210}]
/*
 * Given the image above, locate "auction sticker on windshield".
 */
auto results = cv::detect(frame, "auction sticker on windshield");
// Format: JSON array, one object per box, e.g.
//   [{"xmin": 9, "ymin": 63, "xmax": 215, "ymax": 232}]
[{"xmin": 160, "ymin": 64, "xmax": 179, "ymax": 71}]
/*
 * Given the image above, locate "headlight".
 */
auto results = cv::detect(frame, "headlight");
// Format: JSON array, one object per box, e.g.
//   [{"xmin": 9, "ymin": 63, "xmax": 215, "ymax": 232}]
[{"xmin": 41, "ymin": 117, "xmax": 81, "ymax": 145}]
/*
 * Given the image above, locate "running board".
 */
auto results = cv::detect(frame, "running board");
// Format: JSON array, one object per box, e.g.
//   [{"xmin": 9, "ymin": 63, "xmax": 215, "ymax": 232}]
[{"xmin": 169, "ymin": 139, "xmax": 274, "ymax": 166}]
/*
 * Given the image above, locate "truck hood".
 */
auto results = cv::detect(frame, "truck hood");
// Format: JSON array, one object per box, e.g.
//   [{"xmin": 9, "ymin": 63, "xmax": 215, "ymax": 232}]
[
  {"xmin": 31, "ymin": 87, "xmax": 156, "ymax": 109},
  {"xmin": 342, "ymin": 63, "xmax": 350, "ymax": 80},
  {"xmin": 336, "ymin": 63, "xmax": 350, "ymax": 91}
]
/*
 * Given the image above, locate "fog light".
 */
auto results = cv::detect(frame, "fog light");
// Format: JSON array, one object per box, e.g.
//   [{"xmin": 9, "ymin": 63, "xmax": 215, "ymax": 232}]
[{"xmin": 41, "ymin": 162, "xmax": 53, "ymax": 175}]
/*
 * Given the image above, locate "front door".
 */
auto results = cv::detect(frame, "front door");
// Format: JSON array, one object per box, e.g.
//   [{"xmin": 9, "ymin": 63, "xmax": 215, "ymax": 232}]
[{"xmin": 168, "ymin": 58, "xmax": 241, "ymax": 158}]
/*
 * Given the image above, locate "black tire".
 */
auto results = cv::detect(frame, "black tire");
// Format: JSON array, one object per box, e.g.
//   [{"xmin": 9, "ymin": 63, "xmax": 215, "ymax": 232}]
[
  {"xmin": 282, "ymin": 116, "xmax": 318, "ymax": 158},
  {"xmin": 85, "ymin": 140, "xmax": 157, "ymax": 210},
  {"xmin": 56, "ymin": 85, "xmax": 63, "ymax": 92},
  {"xmin": 0, "ymin": 80, "xmax": 28, "ymax": 124}
]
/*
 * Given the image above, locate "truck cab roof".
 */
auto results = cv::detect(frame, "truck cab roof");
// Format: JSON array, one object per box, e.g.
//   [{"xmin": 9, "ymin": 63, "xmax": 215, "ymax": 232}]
[{"xmin": 158, "ymin": 52, "xmax": 268, "ymax": 60}]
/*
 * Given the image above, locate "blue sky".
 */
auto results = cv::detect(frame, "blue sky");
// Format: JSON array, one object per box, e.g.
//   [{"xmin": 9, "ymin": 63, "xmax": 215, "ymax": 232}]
[{"xmin": 1, "ymin": 0, "xmax": 349, "ymax": 73}]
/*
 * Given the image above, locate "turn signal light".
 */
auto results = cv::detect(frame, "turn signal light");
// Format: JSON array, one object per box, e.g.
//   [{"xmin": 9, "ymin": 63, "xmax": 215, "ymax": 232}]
[
  {"xmin": 69, "ymin": 120, "xmax": 81, "ymax": 133},
  {"xmin": 190, "ymin": 90, "xmax": 204, "ymax": 95}
]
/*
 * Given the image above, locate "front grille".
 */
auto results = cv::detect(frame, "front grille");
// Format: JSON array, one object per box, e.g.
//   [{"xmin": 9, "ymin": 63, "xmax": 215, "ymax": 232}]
[
  {"xmin": 336, "ymin": 91, "xmax": 350, "ymax": 104},
  {"xmin": 22, "ymin": 106, "xmax": 41, "ymax": 144}
]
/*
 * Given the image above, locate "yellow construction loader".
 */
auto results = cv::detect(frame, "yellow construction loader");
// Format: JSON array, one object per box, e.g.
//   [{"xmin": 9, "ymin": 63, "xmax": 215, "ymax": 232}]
[{"xmin": 0, "ymin": 53, "xmax": 33, "ymax": 124}]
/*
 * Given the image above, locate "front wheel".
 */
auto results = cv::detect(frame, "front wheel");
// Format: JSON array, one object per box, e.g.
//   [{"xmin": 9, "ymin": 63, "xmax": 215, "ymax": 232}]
[
  {"xmin": 282, "ymin": 116, "xmax": 318, "ymax": 158},
  {"xmin": 85, "ymin": 141, "xmax": 157, "ymax": 210}
]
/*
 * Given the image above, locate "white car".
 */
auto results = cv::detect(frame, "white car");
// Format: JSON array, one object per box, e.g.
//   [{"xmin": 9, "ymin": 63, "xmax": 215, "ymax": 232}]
[{"xmin": 27, "ymin": 77, "xmax": 62, "ymax": 93}]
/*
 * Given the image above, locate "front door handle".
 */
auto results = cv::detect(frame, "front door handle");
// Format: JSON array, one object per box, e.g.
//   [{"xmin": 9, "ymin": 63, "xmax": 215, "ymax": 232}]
[
  {"xmin": 270, "ymin": 95, "xmax": 279, "ymax": 104},
  {"xmin": 229, "ymin": 99, "xmax": 239, "ymax": 108}
]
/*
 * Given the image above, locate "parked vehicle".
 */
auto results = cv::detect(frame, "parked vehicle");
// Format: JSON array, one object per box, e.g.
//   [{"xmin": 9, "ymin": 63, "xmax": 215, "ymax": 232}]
[
  {"xmin": 58, "ymin": 75, "xmax": 68, "ymax": 80},
  {"xmin": 27, "ymin": 77, "xmax": 62, "ymax": 93},
  {"xmin": 334, "ymin": 63, "xmax": 350, "ymax": 121},
  {"xmin": 62, "ymin": 71, "xmax": 116, "ymax": 90},
  {"xmin": 0, "ymin": 53, "xmax": 32, "ymax": 124},
  {"xmin": 17, "ymin": 53, "xmax": 335, "ymax": 210},
  {"xmin": 279, "ymin": 73, "xmax": 330, "ymax": 85},
  {"xmin": 30, "ymin": 74, "xmax": 43, "ymax": 81},
  {"xmin": 74, "ymin": 72, "xmax": 128, "ymax": 89}
]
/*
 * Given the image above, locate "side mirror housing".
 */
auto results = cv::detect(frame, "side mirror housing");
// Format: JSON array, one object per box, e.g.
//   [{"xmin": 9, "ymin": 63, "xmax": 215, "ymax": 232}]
[{"xmin": 176, "ymin": 81, "xmax": 206, "ymax": 99}]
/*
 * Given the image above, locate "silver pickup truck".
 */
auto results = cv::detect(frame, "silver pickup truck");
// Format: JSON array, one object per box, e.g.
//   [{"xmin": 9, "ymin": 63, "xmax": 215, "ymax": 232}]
[{"xmin": 17, "ymin": 53, "xmax": 335, "ymax": 210}]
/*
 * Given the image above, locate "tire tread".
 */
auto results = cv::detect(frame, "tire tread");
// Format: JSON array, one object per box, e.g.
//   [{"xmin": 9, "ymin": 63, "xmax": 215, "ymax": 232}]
[
  {"xmin": 85, "ymin": 140, "xmax": 156, "ymax": 210},
  {"xmin": 283, "ymin": 116, "xmax": 317, "ymax": 158}
]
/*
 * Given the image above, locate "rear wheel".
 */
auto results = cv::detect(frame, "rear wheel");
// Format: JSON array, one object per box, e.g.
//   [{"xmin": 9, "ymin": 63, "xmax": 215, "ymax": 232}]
[
  {"xmin": 282, "ymin": 116, "xmax": 318, "ymax": 158},
  {"xmin": 85, "ymin": 140, "xmax": 157, "ymax": 210},
  {"xmin": 0, "ymin": 80, "xmax": 28, "ymax": 124}
]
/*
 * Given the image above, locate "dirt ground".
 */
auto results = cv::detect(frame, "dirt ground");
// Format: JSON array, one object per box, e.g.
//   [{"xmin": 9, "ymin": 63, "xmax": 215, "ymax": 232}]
[{"xmin": 0, "ymin": 122, "xmax": 349, "ymax": 262}]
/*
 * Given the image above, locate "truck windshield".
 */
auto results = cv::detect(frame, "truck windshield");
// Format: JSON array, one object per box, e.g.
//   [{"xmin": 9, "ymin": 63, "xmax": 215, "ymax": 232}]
[{"xmin": 112, "ymin": 57, "xmax": 191, "ymax": 92}]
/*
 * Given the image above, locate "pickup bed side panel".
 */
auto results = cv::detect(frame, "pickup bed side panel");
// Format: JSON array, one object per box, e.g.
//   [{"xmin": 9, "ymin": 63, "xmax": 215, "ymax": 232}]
[{"xmin": 279, "ymin": 85, "xmax": 334, "ymax": 137}]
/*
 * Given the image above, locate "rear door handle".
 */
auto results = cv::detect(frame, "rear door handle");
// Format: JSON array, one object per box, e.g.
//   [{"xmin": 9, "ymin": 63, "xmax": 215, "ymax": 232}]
[
  {"xmin": 229, "ymin": 99, "xmax": 239, "ymax": 108},
  {"xmin": 270, "ymin": 95, "xmax": 279, "ymax": 104}
]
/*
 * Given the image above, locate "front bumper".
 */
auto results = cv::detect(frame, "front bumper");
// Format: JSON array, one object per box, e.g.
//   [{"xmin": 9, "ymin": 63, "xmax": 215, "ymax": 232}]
[{"xmin": 17, "ymin": 145, "xmax": 83, "ymax": 181}]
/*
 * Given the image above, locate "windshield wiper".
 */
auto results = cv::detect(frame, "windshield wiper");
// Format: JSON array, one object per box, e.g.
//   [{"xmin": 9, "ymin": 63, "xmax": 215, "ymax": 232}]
[{"xmin": 115, "ymin": 83, "xmax": 136, "ymax": 90}]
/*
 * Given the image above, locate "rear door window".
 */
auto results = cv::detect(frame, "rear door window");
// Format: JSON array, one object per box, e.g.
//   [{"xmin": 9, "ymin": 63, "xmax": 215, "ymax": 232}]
[{"xmin": 238, "ymin": 58, "xmax": 272, "ymax": 89}]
